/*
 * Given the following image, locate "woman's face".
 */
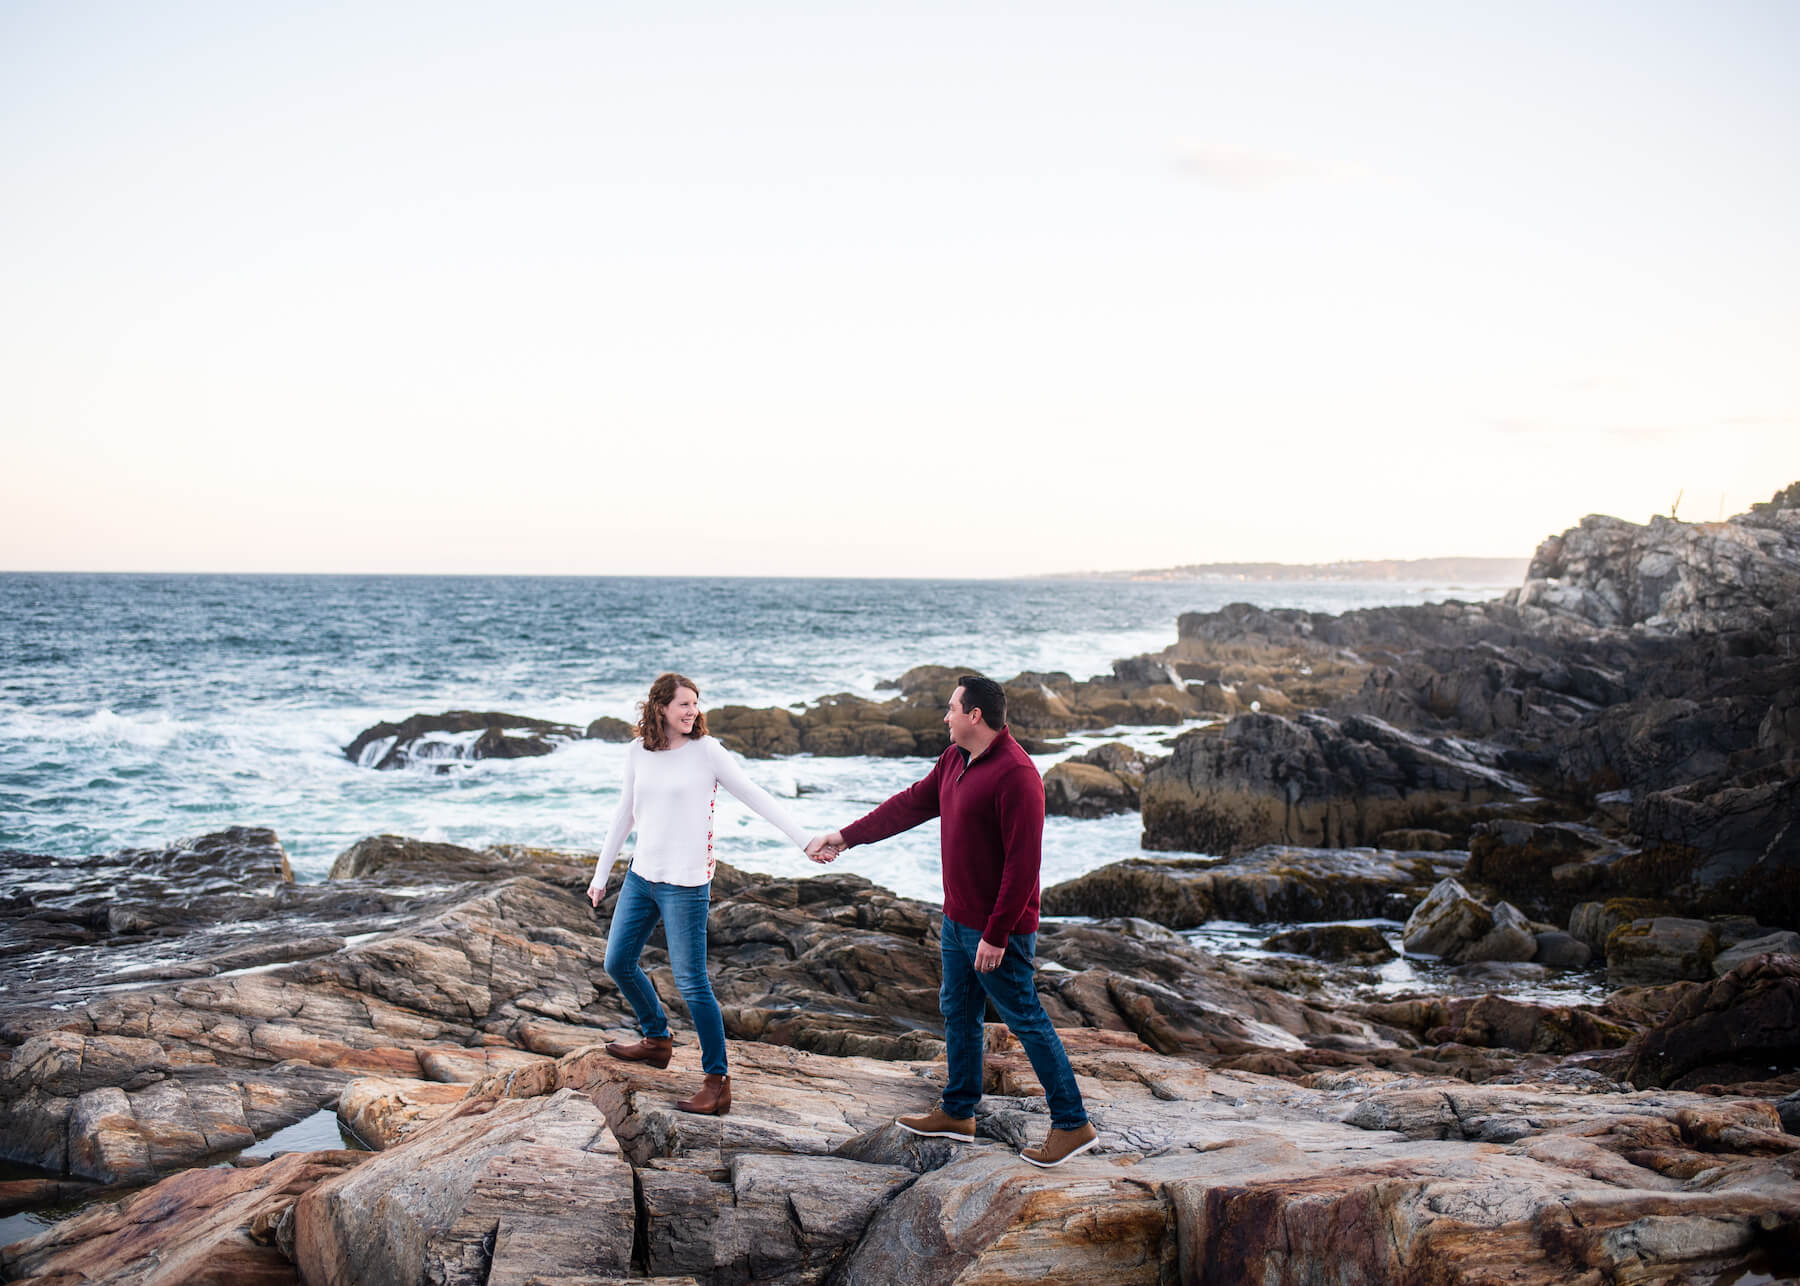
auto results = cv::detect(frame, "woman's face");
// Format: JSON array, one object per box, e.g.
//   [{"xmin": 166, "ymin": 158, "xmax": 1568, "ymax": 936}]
[{"xmin": 662, "ymin": 686, "xmax": 701, "ymax": 739}]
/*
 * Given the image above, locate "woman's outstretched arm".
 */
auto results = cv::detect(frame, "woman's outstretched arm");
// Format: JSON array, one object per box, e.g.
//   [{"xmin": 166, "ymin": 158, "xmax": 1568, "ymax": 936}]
[{"xmin": 703, "ymin": 738, "xmax": 812, "ymax": 849}]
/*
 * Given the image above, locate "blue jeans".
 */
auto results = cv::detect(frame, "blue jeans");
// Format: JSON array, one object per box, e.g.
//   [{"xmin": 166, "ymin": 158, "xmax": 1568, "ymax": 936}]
[
  {"xmin": 938, "ymin": 916, "xmax": 1087, "ymax": 1130},
  {"xmin": 604, "ymin": 870, "xmax": 728, "ymax": 1076}
]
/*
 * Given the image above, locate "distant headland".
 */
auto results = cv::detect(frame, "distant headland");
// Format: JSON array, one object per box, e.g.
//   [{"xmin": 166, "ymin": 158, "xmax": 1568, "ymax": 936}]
[{"xmin": 1038, "ymin": 556, "xmax": 1530, "ymax": 584}]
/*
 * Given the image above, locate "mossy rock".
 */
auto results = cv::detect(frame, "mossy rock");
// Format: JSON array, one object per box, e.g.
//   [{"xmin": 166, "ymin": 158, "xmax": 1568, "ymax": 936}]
[
  {"xmin": 1605, "ymin": 917, "xmax": 1719, "ymax": 985},
  {"xmin": 1261, "ymin": 924, "xmax": 1396, "ymax": 965}
]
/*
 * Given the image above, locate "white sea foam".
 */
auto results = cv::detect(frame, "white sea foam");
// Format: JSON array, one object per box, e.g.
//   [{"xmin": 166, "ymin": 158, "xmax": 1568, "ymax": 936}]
[
  {"xmin": 354, "ymin": 736, "xmax": 398, "ymax": 769},
  {"xmin": 0, "ymin": 706, "xmax": 190, "ymax": 750}
]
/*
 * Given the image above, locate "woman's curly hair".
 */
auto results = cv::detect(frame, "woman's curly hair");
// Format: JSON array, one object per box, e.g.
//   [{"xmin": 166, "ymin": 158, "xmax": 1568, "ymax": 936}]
[{"xmin": 637, "ymin": 672, "xmax": 708, "ymax": 750}]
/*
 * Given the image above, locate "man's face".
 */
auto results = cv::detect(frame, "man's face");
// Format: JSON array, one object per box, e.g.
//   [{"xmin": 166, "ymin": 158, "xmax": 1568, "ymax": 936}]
[{"xmin": 944, "ymin": 686, "xmax": 980, "ymax": 748}]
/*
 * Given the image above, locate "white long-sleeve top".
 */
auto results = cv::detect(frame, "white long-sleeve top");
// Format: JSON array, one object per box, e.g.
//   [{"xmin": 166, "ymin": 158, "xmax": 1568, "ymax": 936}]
[{"xmin": 596, "ymin": 736, "xmax": 810, "ymax": 885}]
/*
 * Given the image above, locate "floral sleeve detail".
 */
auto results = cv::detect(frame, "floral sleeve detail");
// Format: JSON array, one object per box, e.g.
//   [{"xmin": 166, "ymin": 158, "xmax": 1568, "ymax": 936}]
[{"xmin": 705, "ymin": 781, "xmax": 718, "ymax": 882}]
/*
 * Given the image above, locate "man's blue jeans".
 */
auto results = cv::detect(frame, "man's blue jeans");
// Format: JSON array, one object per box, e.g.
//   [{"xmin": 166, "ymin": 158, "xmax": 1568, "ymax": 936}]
[
  {"xmin": 604, "ymin": 869, "xmax": 728, "ymax": 1076},
  {"xmin": 938, "ymin": 916, "xmax": 1087, "ymax": 1130}
]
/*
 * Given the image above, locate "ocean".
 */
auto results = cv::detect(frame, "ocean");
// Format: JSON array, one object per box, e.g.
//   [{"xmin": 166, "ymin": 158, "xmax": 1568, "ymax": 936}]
[{"xmin": 0, "ymin": 573, "xmax": 1511, "ymax": 901}]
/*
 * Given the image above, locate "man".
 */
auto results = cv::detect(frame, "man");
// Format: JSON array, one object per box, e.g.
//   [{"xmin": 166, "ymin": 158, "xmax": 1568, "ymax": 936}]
[{"xmin": 807, "ymin": 674, "xmax": 1097, "ymax": 1168}]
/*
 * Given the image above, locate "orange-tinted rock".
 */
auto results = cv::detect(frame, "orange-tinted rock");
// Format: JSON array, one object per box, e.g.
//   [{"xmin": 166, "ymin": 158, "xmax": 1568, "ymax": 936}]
[
  {"xmin": 0, "ymin": 1149, "xmax": 365, "ymax": 1286},
  {"xmin": 336, "ymin": 1075, "xmax": 468, "ymax": 1149}
]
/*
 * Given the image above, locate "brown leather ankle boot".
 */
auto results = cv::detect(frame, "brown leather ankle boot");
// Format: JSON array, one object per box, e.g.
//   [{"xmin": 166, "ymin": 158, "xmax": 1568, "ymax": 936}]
[
  {"xmin": 675, "ymin": 1073, "xmax": 731, "ymax": 1116},
  {"xmin": 604, "ymin": 1034, "xmax": 673, "ymax": 1069}
]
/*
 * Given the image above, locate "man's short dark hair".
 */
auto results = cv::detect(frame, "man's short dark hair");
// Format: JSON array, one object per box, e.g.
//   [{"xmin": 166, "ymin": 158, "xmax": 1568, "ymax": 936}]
[{"xmin": 957, "ymin": 674, "xmax": 1006, "ymax": 729}]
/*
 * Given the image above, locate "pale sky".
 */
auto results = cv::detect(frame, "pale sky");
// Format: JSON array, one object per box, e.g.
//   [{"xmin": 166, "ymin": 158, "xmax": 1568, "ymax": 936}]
[{"xmin": 3, "ymin": 1, "xmax": 1796, "ymax": 576}]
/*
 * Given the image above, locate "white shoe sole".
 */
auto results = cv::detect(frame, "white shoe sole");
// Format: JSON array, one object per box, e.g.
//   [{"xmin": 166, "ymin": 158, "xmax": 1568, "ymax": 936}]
[
  {"xmin": 896, "ymin": 1120, "xmax": 975, "ymax": 1142},
  {"xmin": 1021, "ymin": 1135, "xmax": 1099, "ymax": 1168}
]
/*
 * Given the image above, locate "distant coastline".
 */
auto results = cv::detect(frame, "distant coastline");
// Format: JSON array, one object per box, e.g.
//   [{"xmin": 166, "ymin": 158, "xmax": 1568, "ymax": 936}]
[{"xmin": 1039, "ymin": 556, "xmax": 1530, "ymax": 585}]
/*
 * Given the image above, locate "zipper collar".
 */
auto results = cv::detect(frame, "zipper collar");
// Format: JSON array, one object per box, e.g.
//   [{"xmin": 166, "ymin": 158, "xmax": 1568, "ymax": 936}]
[{"xmin": 954, "ymin": 726, "xmax": 1011, "ymax": 782}]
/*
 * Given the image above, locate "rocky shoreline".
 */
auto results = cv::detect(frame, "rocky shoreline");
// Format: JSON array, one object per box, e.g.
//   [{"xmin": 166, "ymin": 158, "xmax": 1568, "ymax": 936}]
[
  {"xmin": 3, "ymin": 485, "xmax": 1797, "ymax": 1283},
  {"xmin": 2, "ymin": 829, "xmax": 1797, "ymax": 1283}
]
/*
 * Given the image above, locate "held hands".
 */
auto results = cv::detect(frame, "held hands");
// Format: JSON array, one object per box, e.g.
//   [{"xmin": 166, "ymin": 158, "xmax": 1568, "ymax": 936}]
[{"xmin": 804, "ymin": 831, "xmax": 847, "ymax": 864}]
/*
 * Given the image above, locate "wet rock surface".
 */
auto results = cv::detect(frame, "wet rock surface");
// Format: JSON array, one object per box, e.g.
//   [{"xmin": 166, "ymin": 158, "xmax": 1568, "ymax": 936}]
[
  {"xmin": 1260, "ymin": 923, "xmax": 1395, "ymax": 964},
  {"xmin": 0, "ymin": 827, "xmax": 483, "ymax": 1018},
  {"xmin": 4, "ymin": 829, "xmax": 1798, "ymax": 1284}
]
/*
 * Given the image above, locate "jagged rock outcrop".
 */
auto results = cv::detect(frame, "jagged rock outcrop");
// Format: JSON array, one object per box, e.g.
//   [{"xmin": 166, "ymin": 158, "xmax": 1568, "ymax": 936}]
[
  {"xmin": 1140, "ymin": 711, "xmax": 1530, "ymax": 855},
  {"xmin": 1112, "ymin": 485, "xmax": 1800, "ymax": 928},
  {"xmin": 0, "ymin": 827, "xmax": 473, "ymax": 1017},
  {"xmin": 1043, "ymin": 846, "xmax": 1466, "ymax": 929},
  {"xmin": 1515, "ymin": 499, "xmax": 1800, "ymax": 636},
  {"xmin": 0, "ymin": 830, "xmax": 1464, "ymax": 1197}
]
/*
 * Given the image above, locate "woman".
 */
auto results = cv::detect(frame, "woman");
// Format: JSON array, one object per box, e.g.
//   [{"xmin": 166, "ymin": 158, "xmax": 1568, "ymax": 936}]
[{"xmin": 587, "ymin": 672, "xmax": 822, "ymax": 1116}]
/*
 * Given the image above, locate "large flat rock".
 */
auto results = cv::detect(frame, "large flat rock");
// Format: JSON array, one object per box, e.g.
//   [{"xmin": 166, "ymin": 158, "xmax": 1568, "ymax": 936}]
[
  {"xmin": 477, "ymin": 1032, "xmax": 1800, "ymax": 1285},
  {"xmin": 295, "ymin": 1088, "xmax": 635, "ymax": 1286}
]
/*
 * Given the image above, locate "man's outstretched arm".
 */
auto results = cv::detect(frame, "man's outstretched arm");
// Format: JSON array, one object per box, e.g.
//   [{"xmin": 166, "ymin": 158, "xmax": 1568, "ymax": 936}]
[{"xmin": 812, "ymin": 751, "xmax": 951, "ymax": 861}]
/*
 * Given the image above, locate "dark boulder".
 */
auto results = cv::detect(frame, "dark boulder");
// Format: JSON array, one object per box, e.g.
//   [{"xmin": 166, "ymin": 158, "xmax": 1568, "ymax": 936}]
[
  {"xmin": 1531, "ymin": 931, "xmax": 1593, "ymax": 970},
  {"xmin": 708, "ymin": 704, "xmax": 803, "ymax": 757},
  {"xmin": 1260, "ymin": 924, "xmax": 1395, "ymax": 965},
  {"xmin": 584, "ymin": 715, "xmax": 634, "ymax": 741},
  {"xmin": 1464, "ymin": 820, "xmax": 1622, "ymax": 921},
  {"xmin": 1615, "ymin": 954, "xmax": 1800, "ymax": 1089},
  {"xmin": 326, "ymin": 834, "xmax": 593, "ymax": 891},
  {"xmin": 1619, "ymin": 772, "xmax": 1800, "ymax": 927},
  {"xmin": 1410, "ymin": 993, "xmax": 1633, "ymax": 1055},
  {"xmin": 1043, "ymin": 761, "xmax": 1136, "ymax": 818},
  {"xmin": 343, "ymin": 710, "xmax": 581, "ymax": 770},
  {"xmin": 1568, "ymin": 898, "xmax": 1677, "ymax": 951}
]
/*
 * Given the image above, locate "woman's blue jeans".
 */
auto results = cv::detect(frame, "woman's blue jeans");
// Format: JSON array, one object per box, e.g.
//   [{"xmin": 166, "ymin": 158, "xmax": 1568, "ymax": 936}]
[
  {"xmin": 939, "ymin": 916, "xmax": 1088, "ymax": 1130},
  {"xmin": 604, "ymin": 869, "xmax": 728, "ymax": 1076}
]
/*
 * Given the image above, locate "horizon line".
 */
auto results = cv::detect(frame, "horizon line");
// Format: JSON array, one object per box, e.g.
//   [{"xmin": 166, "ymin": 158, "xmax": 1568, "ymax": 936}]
[{"xmin": 0, "ymin": 559, "xmax": 1532, "ymax": 582}]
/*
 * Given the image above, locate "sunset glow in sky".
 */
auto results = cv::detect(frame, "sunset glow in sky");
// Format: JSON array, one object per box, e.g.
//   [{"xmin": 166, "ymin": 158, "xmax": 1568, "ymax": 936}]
[{"xmin": 4, "ymin": 1, "xmax": 1796, "ymax": 576}]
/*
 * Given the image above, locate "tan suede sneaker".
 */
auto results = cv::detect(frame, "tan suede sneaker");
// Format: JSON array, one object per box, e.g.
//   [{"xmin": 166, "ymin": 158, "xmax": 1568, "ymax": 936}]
[
  {"xmin": 895, "ymin": 1107, "xmax": 976, "ymax": 1141},
  {"xmin": 1021, "ymin": 1122, "xmax": 1098, "ymax": 1168}
]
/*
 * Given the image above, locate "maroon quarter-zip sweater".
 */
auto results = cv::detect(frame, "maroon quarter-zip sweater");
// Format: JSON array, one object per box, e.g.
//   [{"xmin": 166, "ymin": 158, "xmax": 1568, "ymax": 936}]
[{"xmin": 840, "ymin": 727, "xmax": 1044, "ymax": 949}]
